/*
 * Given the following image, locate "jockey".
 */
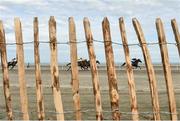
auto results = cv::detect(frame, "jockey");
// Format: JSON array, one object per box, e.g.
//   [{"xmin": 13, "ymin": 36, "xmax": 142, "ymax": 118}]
[
  {"xmin": 11, "ymin": 58, "xmax": 16, "ymax": 62},
  {"xmin": 77, "ymin": 57, "xmax": 82, "ymax": 61},
  {"xmin": 78, "ymin": 57, "xmax": 86, "ymax": 62}
]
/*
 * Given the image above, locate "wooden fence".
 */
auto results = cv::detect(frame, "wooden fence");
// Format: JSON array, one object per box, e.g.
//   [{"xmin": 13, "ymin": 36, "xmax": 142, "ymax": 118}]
[{"xmin": 0, "ymin": 16, "xmax": 179, "ymax": 120}]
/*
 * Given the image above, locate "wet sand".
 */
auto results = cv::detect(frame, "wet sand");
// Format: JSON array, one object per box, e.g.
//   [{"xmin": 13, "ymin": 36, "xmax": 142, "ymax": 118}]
[{"xmin": 0, "ymin": 65, "xmax": 180, "ymax": 120}]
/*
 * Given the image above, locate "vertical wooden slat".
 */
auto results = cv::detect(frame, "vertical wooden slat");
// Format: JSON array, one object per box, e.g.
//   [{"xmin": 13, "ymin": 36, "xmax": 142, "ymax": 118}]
[
  {"xmin": 34, "ymin": 17, "xmax": 45, "ymax": 120},
  {"xmin": 171, "ymin": 19, "xmax": 180, "ymax": 58},
  {"xmin": 119, "ymin": 17, "xmax": 139, "ymax": 121},
  {"xmin": 68, "ymin": 17, "xmax": 81, "ymax": 120},
  {"xmin": 83, "ymin": 17, "xmax": 103, "ymax": 120},
  {"xmin": 14, "ymin": 17, "xmax": 29, "ymax": 120},
  {"xmin": 102, "ymin": 17, "xmax": 120, "ymax": 120},
  {"xmin": 156, "ymin": 18, "xmax": 177, "ymax": 120},
  {"xmin": 49, "ymin": 16, "xmax": 64, "ymax": 120},
  {"xmin": 0, "ymin": 20, "xmax": 13, "ymax": 120},
  {"xmin": 132, "ymin": 18, "xmax": 161, "ymax": 120}
]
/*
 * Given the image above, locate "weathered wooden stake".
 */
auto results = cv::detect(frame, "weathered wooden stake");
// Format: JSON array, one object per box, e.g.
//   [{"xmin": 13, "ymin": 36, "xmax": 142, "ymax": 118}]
[
  {"xmin": 171, "ymin": 19, "xmax": 180, "ymax": 58},
  {"xmin": 133, "ymin": 18, "xmax": 161, "ymax": 120},
  {"xmin": 49, "ymin": 16, "xmax": 64, "ymax": 120},
  {"xmin": 156, "ymin": 18, "xmax": 177, "ymax": 120},
  {"xmin": 14, "ymin": 17, "xmax": 29, "ymax": 120},
  {"xmin": 102, "ymin": 17, "xmax": 120, "ymax": 120},
  {"xmin": 83, "ymin": 17, "xmax": 103, "ymax": 120},
  {"xmin": 0, "ymin": 20, "xmax": 13, "ymax": 120},
  {"xmin": 69, "ymin": 17, "xmax": 81, "ymax": 120},
  {"xmin": 34, "ymin": 17, "xmax": 45, "ymax": 120},
  {"xmin": 119, "ymin": 17, "xmax": 139, "ymax": 121}
]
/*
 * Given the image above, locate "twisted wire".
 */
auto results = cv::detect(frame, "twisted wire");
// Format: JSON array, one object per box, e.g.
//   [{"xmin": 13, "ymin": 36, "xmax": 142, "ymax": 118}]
[{"xmin": 0, "ymin": 39, "xmax": 179, "ymax": 47}]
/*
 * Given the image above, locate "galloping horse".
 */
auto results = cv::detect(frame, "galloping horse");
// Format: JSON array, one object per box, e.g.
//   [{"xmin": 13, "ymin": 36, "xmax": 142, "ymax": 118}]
[
  {"xmin": 66, "ymin": 59, "xmax": 100, "ymax": 71},
  {"xmin": 66, "ymin": 59, "xmax": 88, "ymax": 71},
  {"xmin": 8, "ymin": 58, "xmax": 18, "ymax": 70},
  {"xmin": 121, "ymin": 58, "xmax": 142, "ymax": 69}
]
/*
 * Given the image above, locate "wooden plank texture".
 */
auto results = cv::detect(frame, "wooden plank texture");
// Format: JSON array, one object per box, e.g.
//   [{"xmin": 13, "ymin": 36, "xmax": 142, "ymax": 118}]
[
  {"xmin": 119, "ymin": 17, "xmax": 139, "ymax": 121},
  {"xmin": 133, "ymin": 18, "xmax": 161, "ymax": 120},
  {"xmin": 0, "ymin": 20, "xmax": 13, "ymax": 120},
  {"xmin": 171, "ymin": 19, "xmax": 180, "ymax": 58},
  {"xmin": 49, "ymin": 16, "xmax": 64, "ymax": 120},
  {"xmin": 102, "ymin": 17, "xmax": 120, "ymax": 120},
  {"xmin": 84, "ymin": 17, "xmax": 103, "ymax": 120},
  {"xmin": 14, "ymin": 17, "xmax": 29, "ymax": 120},
  {"xmin": 156, "ymin": 18, "xmax": 177, "ymax": 121},
  {"xmin": 34, "ymin": 17, "xmax": 45, "ymax": 120},
  {"xmin": 69, "ymin": 17, "xmax": 81, "ymax": 120}
]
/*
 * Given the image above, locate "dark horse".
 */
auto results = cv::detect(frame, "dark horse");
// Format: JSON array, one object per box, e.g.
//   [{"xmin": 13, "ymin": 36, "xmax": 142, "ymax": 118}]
[
  {"xmin": 8, "ymin": 58, "xmax": 18, "ymax": 70},
  {"xmin": 66, "ymin": 59, "xmax": 100, "ymax": 71},
  {"xmin": 121, "ymin": 58, "xmax": 142, "ymax": 69},
  {"xmin": 85, "ymin": 60, "xmax": 100, "ymax": 70}
]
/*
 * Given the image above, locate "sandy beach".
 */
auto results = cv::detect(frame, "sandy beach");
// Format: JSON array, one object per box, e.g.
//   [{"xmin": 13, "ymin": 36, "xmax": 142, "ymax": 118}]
[{"xmin": 0, "ymin": 65, "xmax": 180, "ymax": 120}]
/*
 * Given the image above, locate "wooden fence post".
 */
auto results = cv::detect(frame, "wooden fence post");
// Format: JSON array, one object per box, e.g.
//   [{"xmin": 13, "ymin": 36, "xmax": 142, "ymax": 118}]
[
  {"xmin": 156, "ymin": 18, "xmax": 177, "ymax": 120},
  {"xmin": 0, "ymin": 20, "xmax": 13, "ymax": 120},
  {"xmin": 132, "ymin": 18, "xmax": 161, "ymax": 120},
  {"xmin": 171, "ymin": 19, "xmax": 180, "ymax": 58},
  {"xmin": 119, "ymin": 17, "xmax": 139, "ymax": 121},
  {"xmin": 14, "ymin": 17, "xmax": 29, "ymax": 120},
  {"xmin": 83, "ymin": 17, "xmax": 103, "ymax": 120},
  {"xmin": 102, "ymin": 17, "xmax": 120, "ymax": 120},
  {"xmin": 49, "ymin": 16, "xmax": 64, "ymax": 120},
  {"xmin": 68, "ymin": 17, "xmax": 81, "ymax": 120},
  {"xmin": 34, "ymin": 17, "xmax": 45, "ymax": 120}
]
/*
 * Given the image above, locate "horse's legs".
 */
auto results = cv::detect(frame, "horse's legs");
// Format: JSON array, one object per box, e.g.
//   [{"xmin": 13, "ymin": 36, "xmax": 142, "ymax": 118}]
[
  {"xmin": 84, "ymin": 66, "xmax": 88, "ymax": 70},
  {"xmin": 83, "ymin": 67, "xmax": 86, "ymax": 70},
  {"xmin": 83, "ymin": 66, "xmax": 87, "ymax": 70},
  {"xmin": 132, "ymin": 65, "xmax": 135, "ymax": 69},
  {"xmin": 8, "ymin": 62, "xmax": 12, "ymax": 68},
  {"xmin": 80, "ymin": 66, "xmax": 84, "ymax": 70},
  {"xmin": 10, "ymin": 65, "xmax": 14, "ymax": 70},
  {"xmin": 138, "ymin": 66, "xmax": 141, "ymax": 70},
  {"xmin": 7, "ymin": 64, "xmax": 12, "ymax": 70},
  {"xmin": 67, "ymin": 66, "xmax": 71, "ymax": 71}
]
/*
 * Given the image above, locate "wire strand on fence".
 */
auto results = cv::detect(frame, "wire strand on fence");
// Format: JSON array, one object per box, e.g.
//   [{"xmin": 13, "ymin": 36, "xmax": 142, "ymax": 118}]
[
  {"xmin": 0, "ymin": 39, "xmax": 179, "ymax": 47},
  {"xmin": 1, "ymin": 108, "xmax": 179, "ymax": 120},
  {"xmin": 7, "ymin": 109, "xmax": 179, "ymax": 115}
]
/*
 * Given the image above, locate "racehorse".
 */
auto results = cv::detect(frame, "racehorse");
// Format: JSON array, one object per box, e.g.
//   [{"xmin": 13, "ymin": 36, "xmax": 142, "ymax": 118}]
[
  {"xmin": 66, "ymin": 59, "xmax": 88, "ymax": 71},
  {"xmin": 121, "ymin": 58, "xmax": 142, "ymax": 69},
  {"xmin": 8, "ymin": 58, "xmax": 18, "ymax": 70},
  {"xmin": 83, "ymin": 60, "xmax": 100, "ymax": 70},
  {"xmin": 66, "ymin": 59, "xmax": 100, "ymax": 71}
]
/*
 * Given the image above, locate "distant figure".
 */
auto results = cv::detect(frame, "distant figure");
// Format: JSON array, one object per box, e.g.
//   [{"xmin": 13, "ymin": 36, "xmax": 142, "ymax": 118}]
[
  {"xmin": 27, "ymin": 63, "xmax": 30, "ymax": 68},
  {"xmin": 121, "ymin": 58, "xmax": 142, "ymax": 69},
  {"xmin": 8, "ymin": 58, "xmax": 18, "ymax": 70}
]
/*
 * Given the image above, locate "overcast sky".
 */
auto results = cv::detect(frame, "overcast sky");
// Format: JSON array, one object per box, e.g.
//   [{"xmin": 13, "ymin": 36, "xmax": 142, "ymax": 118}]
[{"xmin": 0, "ymin": 0, "xmax": 180, "ymax": 63}]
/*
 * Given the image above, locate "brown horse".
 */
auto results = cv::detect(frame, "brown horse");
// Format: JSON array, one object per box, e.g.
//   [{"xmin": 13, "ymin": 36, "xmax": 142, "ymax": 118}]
[
  {"xmin": 85, "ymin": 60, "xmax": 100, "ymax": 69},
  {"xmin": 66, "ymin": 59, "xmax": 100, "ymax": 71},
  {"xmin": 66, "ymin": 60, "xmax": 88, "ymax": 71}
]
